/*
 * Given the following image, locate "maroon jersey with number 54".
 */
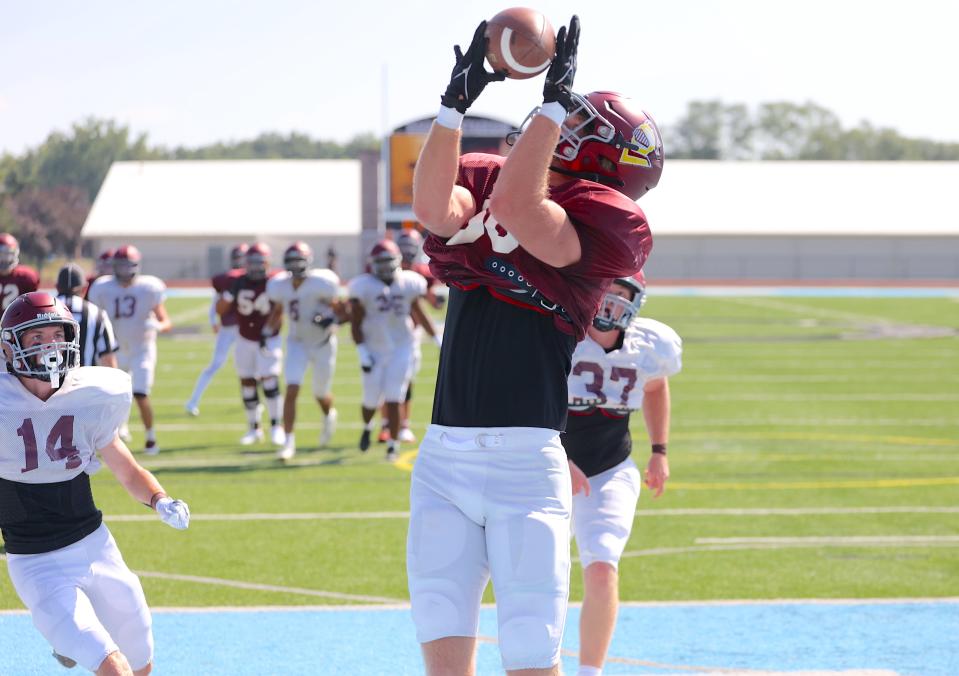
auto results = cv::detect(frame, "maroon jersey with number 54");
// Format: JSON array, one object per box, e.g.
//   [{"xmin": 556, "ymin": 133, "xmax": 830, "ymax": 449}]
[
  {"xmin": 0, "ymin": 266, "xmax": 40, "ymax": 314},
  {"xmin": 423, "ymin": 153, "xmax": 652, "ymax": 341},
  {"xmin": 223, "ymin": 272, "xmax": 281, "ymax": 341}
]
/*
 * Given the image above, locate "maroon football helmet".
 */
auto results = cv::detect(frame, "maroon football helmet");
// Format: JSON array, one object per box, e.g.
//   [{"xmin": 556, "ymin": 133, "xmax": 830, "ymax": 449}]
[
  {"xmin": 1, "ymin": 292, "xmax": 80, "ymax": 387},
  {"xmin": 283, "ymin": 241, "xmax": 314, "ymax": 278},
  {"xmin": 593, "ymin": 270, "xmax": 647, "ymax": 332},
  {"xmin": 0, "ymin": 233, "xmax": 20, "ymax": 274},
  {"xmin": 230, "ymin": 243, "xmax": 250, "ymax": 269},
  {"xmin": 113, "ymin": 244, "xmax": 142, "ymax": 282},
  {"xmin": 396, "ymin": 229, "xmax": 423, "ymax": 266},
  {"xmin": 96, "ymin": 248, "xmax": 116, "ymax": 276},
  {"xmin": 550, "ymin": 91, "xmax": 664, "ymax": 201},
  {"xmin": 246, "ymin": 242, "xmax": 271, "ymax": 280},
  {"xmin": 369, "ymin": 240, "xmax": 401, "ymax": 283}
]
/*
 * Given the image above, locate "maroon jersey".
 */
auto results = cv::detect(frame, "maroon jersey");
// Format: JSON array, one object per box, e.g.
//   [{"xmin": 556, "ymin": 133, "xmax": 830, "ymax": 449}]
[
  {"xmin": 212, "ymin": 268, "xmax": 244, "ymax": 327},
  {"xmin": 225, "ymin": 271, "xmax": 281, "ymax": 341},
  {"xmin": 0, "ymin": 266, "xmax": 40, "ymax": 313},
  {"xmin": 424, "ymin": 153, "xmax": 652, "ymax": 341}
]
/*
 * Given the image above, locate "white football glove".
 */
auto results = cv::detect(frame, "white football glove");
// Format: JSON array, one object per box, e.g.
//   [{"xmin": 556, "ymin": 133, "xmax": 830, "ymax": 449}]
[
  {"xmin": 357, "ymin": 344, "xmax": 375, "ymax": 373},
  {"xmin": 156, "ymin": 497, "xmax": 191, "ymax": 530}
]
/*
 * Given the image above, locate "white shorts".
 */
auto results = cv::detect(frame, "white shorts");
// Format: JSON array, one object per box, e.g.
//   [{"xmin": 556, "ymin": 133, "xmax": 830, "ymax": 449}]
[
  {"xmin": 361, "ymin": 344, "xmax": 413, "ymax": 408},
  {"xmin": 234, "ymin": 335, "xmax": 282, "ymax": 380},
  {"xmin": 117, "ymin": 342, "xmax": 156, "ymax": 395},
  {"xmin": 407, "ymin": 424, "xmax": 572, "ymax": 672},
  {"xmin": 5, "ymin": 524, "xmax": 153, "ymax": 672},
  {"xmin": 284, "ymin": 336, "xmax": 337, "ymax": 397},
  {"xmin": 572, "ymin": 457, "xmax": 642, "ymax": 570}
]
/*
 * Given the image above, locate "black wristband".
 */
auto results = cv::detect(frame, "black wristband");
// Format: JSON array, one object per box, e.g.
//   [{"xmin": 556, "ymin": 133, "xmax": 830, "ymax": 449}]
[
  {"xmin": 147, "ymin": 491, "xmax": 168, "ymax": 510},
  {"xmin": 651, "ymin": 443, "xmax": 667, "ymax": 456}
]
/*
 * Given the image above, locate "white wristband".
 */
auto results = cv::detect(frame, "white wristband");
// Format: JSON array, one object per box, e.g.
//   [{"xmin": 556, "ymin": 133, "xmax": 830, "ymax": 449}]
[
  {"xmin": 538, "ymin": 101, "xmax": 568, "ymax": 126},
  {"xmin": 436, "ymin": 105, "xmax": 464, "ymax": 130}
]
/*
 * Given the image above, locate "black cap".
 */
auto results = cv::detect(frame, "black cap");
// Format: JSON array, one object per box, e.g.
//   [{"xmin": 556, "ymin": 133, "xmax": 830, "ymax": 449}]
[{"xmin": 56, "ymin": 263, "xmax": 86, "ymax": 295}]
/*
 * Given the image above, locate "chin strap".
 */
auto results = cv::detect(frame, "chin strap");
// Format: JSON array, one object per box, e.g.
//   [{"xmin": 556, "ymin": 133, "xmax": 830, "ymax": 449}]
[{"xmin": 548, "ymin": 165, "xmax": 625, "ymax": 189}]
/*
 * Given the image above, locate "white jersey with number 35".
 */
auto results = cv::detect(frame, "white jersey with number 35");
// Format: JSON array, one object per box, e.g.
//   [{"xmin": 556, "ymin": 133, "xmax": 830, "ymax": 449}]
[
  {"xmin": 348, "ymin": 271, "xmax": 427, "ymax": 354},
  {"xmin": 0, "ymin": 367, "xmax": 132, "ymax": 485},
  {"xmin": 87, "ymin": 275, "xmax": 166, "ymax": 348},
  {"xmin": 266, "ymin": 269, "xmax": 341, "ymax": 345},
  {"xmin": 568, "ymin": 317, "xmax": 683, "ymax": 412}
]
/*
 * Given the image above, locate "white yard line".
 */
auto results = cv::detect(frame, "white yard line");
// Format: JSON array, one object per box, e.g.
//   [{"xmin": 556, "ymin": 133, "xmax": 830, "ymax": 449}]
[
  {"xmin": 133, "ymin": 570, "xmax": 402, "ymax": 604},
  {"xmin": 618, "ymin": 539, "xmax": 959, "ymax": 560},
  {"xmin": 696, "ymin": 535, "xmax": 959, "ymax": 545}
]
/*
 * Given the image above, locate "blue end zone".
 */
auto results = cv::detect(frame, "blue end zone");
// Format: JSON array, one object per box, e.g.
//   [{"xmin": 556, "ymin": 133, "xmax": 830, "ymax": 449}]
[{"xmin": 1, "ymin": 601, "xmax": 956, "ymax": 675}]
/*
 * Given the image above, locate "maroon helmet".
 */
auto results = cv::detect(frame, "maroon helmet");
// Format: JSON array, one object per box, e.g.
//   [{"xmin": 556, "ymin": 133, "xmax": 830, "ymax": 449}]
[
  {"xmin": 246, "ymin": 242, "xmax": 271, "ymax": 280},
  {"xmin": 113, "ymin": 244, "xmax": 142, "ymax": 282},
  {"xmin": 1, "ymin": 292, "xmax": 80, "ymax": 386},
  {"xmin": 96, "ymin": 248, "xmax": 116, "ymax": 276},
  {"xmin": 368, "ymin": 240, "xmax": 401, "ymax": 283},
  {"xmin": 396, "ymin": 229, "xmax": 423, "ymax": 266},
  {"xmin": 230, "ymin": 243, "xmax": 250, "ymax": 269},
  {"xmin": 550, "ymin": 91, "xmax": 664, "ymax": 201},
  {"xmin": 593, "ymin": 270, "xmax": 647, "ymax": 332},
  {"xmin": 283, "ymin": 241, "xmax": 314, "ymax": 278},
  {"xmin": 0, "ymin": 233, "xmax": 20, "ymax": 274}
]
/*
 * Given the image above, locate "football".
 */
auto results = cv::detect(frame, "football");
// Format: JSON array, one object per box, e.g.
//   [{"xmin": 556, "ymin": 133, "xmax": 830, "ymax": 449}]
[{"xmin": 485, "ymin": 7, "xmax": 556, "ymax": 80}]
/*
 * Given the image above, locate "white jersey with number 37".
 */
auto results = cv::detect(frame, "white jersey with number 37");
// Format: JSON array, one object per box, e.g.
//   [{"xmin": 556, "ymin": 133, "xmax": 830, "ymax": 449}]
[
  {"xmin": 568, "ymin": 317, "xmax": 683, "ymax": 412},
  {"xmin": 348, "ymin": 271, "xmax": 427, "ymax": 354},
  {"xmin": 266, "ymin": 269, "xmax": 341, "ymax": 345},
  {"xmin": 0, "ymin": 367, "xmax": 132, "ymax": 484}
]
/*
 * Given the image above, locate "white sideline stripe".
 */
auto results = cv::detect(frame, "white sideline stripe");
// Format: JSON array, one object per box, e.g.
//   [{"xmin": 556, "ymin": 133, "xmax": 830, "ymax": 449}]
[
  {"xmin": 697, "ymin": 535, "xmax": 959, "ymax": 545},
  {"xmin": 618, "ymin": 540, "xmax": 959, "ymax": 560},
  {"xmin": 101, "ymin": 505, "xmax": 959, "ymax": 522},
  {"xmin": 2, "ymin": 596, "xmax": 957, "ymax": 616},
  {"xmin": 133, "ymin": 570, "xmax": 402, "ymax": 604}
]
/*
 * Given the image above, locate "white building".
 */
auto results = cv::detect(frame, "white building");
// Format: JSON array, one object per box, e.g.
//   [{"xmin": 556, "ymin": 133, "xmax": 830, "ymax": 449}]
[
  {"xmin": 639, "ymin": 161, "xmax": 959, "ymax": 280},
  {"xmin": 82, "ymin": 159, "xmax": 377, "ymax": 280}
]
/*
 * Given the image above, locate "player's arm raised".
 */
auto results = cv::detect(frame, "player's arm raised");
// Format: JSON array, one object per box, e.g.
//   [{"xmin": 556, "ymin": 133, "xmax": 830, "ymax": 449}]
[
  {"xmin": 489, "ymin": 16, "xmax": 581, "ymax": 268},
  {"xmin": 98, "ymin": 435, "xmax": 190, "ymax": 528},
  {"xmin": 413, "ymin": 21, "xmax": 505, "ymax": 237}
]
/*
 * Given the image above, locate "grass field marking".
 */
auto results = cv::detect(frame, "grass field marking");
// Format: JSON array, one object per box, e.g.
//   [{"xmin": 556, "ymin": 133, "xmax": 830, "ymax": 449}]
[
  {"xmin": 669, "ymin": 476, "xmax": 959, "ymax": 490},
  {"xmin": 395, "ymin": 448, "xmax": 417, "ymax": 473},
  {"xmin": 725, "ymin": 296, "xmax": 955, "ymax": 332},
  {"xmin": 133, "ymin": 570, "xmax": 404, "ymax": 604},
  {"xmin": 93, "ymin": 505, "xmax": 959, "ymax": 522},
  {"xmin": 697, "ymin": 535, "xmax": 959, "ymax": 545},
  {"xmin": 618, "ymin": 540, "xmax": 959, "ymax": 560},
  {"xmin": 673, "ymin": 430, "xmax": 959, "ymax": 447},
  {"xmin": 167, "ymin": 303, "xmax": 221, "ymax": 326},
  {"xmin": 679, "ymin": 392, "xmax": 959, "ymax": 401}
]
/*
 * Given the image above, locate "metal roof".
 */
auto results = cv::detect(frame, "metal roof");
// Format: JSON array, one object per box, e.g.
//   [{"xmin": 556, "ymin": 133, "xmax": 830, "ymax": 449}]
[
  {"xmin": 639, "ymin": 161, "xmax": 959, "ymax": 236},
  {"xmin": 82, "ymin": 159, "xmax": 362, "ymax": 237}
]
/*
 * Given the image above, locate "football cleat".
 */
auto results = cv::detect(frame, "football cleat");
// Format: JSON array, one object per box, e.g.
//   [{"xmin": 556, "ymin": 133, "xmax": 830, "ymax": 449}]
[
  {"xmin": 144, "ymin": 440, "xmax": 160, "ymax": 456},
  {"xmin": 398, "ymin": 427, "xmax": 416, "ymax": 443},
  {"xmin": 185, "ymin": 402, "xmax": 200, "ymax": 417},
  {"xmin": 270, "ymin": 425, "xmax": 286, "ymax": 446},
  {"xmin": 377, "ymin": 427, "xmax": 391, "ymax": 443},
  {"xmin": 52, "ymin": 651, "xmax": 77, "ymax": 669},
  {"xmin": 359, "ymin": 429, "xmax": 371, "ymax": 452},
  {"xmin": 276, "ymin": 440, "xmax": 295, "ymax": 461},
  {"xmin": 240, "ymin": 428, "xmax": 264, "ymax": 445},
  {"xmin": 320, "ymin": 408, "xmax": 337, "ymax": 446},
  {"xmin": 386, "ymin": 447, "xmax": 398, "ymax": 463}
]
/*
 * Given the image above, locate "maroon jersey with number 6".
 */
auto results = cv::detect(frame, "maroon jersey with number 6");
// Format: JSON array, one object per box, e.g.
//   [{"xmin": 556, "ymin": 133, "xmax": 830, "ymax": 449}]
[
  {"xmin": 0, "ymin": 266, "xmax": 40, "ymax": 313},
  {"xmin": 423, "ymin": 153, "xmax": 652, "ymax": 341},
  {"xmin": 224, "ymin": 272, "xmax": 280, "ymax": 341}
]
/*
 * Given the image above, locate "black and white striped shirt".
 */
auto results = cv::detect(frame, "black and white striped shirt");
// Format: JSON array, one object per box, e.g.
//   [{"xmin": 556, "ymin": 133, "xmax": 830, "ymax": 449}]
[{"xmin": 56, "ymin": 294, "xmax": 119, "ymax": 366}]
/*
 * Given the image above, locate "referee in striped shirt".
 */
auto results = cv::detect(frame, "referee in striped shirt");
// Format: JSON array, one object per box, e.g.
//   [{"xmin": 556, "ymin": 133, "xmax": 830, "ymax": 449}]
[{"xmin": 56, "ymin": 263, "xmax": 119, "ymax": 368}]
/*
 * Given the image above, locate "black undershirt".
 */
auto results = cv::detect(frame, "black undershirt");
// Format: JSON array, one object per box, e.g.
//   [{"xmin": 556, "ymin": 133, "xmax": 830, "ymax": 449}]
[
  {"xmin": 562, "ymin": 409, "xmax": 633, "ymax": 477},
  {"xmin": 0, "ymin": 473, "xmax": 102, "ymax": 554},
  {"xmin": 432, "ymin": 285, "xmax": 576, "ymax": 430}
]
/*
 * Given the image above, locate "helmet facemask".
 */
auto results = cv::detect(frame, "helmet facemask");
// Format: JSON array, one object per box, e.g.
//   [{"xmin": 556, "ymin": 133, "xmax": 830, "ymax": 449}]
[
  {"xmin": 246, "ymin": 254, "xmax": 268, "ymax": 281},
  {"xmin": 114, "ymin": 259, "xmax": 140, "ymax": 283},
  {"xmin": 592, "ymin": 282, "xmax": 646, "ymax": 332},
  {"xmin": 0, "ymin": 246, "xmax": 19, "ymax": 274},
  {"xmin": 2, "ymin": 318, "xmax": 81, "ymax": 388},
  {"xmin": 371, "ymin": 254, "xmax": 400, "ymax": 284},
  {"xmin": 284, "ymin": 253, "xmax": 310, "ymax": 279}
]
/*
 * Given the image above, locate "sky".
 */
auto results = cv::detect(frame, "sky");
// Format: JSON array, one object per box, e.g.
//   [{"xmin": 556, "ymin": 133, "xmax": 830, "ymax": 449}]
[{"xmin": 2, "ymin": 0, "xmax": 958, "ymax": 155}]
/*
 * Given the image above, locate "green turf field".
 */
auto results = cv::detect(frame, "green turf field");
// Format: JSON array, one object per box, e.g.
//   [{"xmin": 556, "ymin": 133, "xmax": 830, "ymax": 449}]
[{"xmin": 2, "ymin": 293, "xmax": 957, "ymax": 609}]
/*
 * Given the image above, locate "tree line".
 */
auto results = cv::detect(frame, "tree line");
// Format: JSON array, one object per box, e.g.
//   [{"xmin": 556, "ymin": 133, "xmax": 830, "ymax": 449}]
[{"xmin": 2, "ymin": 100, "xmax": 957, "ymax": 265}]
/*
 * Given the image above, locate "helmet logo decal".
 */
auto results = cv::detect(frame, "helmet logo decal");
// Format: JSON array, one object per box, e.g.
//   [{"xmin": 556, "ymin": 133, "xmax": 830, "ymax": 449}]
[{"xmin": 619, "ymin": 121, "xmax": 659, "ymax": 167}]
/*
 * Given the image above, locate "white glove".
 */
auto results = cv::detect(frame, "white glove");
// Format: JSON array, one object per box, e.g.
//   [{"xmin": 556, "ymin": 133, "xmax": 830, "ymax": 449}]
[
  {"xmin": 144, "ymin": 317, "xmax": 161, "ymax": 332},
  {"xmin": 156, "ymin": 497, "xmax": 191, "ymax": 530},
  {"xmin": 357, "ymin": 344, "xmax": 375, "ymax": 373}
]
